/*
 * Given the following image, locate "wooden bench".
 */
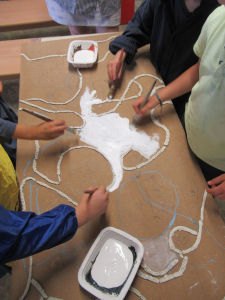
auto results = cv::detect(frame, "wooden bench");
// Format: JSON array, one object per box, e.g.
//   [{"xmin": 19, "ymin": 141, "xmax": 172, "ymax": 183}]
[
  {"xmin": 0, "ymin": 0, "xmax": 57, "ymax": 32},
  {"xmin": 0, "ymin": 0, "xmax": 69, "ymax": 80},
  {"xmin": 0, "ymin": 0, "xmax": 135, "ymax": 80},
  {"xmin": 0, "ymin": 38, "xmax": 39, "ymax": 80}
]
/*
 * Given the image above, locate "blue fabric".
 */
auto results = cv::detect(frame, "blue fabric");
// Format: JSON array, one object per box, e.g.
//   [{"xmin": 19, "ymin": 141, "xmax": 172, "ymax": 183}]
[
  {"xmin": 0, "ymin": 96, "xmax": 17, "ymax": 139},
  {"xmin": 0, "ymin": 204, "xmax": 77, "ymax": 264}
]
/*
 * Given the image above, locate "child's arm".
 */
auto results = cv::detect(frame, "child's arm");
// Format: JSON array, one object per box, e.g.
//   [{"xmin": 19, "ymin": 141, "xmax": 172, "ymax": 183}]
[
  {"xmin": 12, "ymin": 120, "xmax": 67, "ymax": 140},
  {"xmin": 0, "ymin": 186, "xmax": 109, "ymax": 264},
  {"xmin": 133, "ymin": 62, "xmax": 200, "ymax": 115},
  {"xmin": 76, "ymin": 186, "xmax": 109, "ymax": 226},
  {"xmin": 107, "ymin": 48, "xmax": 126, "ymax": 82}
]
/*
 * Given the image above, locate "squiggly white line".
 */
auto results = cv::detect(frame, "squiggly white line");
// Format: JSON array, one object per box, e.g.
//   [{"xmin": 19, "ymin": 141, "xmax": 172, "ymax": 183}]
[
  {"xmin": 138, "ymin": 191, "xmax": 208, "ymax": 283},
  {"xmin": 20, "ymin": 34, "xmax": 205, "ymax": 299}
]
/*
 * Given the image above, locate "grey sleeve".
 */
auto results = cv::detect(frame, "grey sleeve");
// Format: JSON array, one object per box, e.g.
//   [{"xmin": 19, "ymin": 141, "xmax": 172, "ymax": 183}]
[{"xmin": 0, "ymin": 118, "xmax": 16, "ymax": 140}]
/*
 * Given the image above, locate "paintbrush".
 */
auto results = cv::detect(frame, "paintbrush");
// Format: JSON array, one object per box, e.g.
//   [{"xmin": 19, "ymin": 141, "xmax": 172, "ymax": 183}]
[
  {"xmin": 84, "ymin": 188, "xmax": 98, "ymax": 196},
  {"xmin": 107, "ymin": 48, "xmax": 125, "ymax": 100},
  {"xmin": 21, "ymin": 108, "xmax": 76, "ymax": 135},
  {"xmin": 107, "ymin": 82, "xmax": 117, "ymax": 100},
  {"xmin": 132, "ymin": 80, "xmax": 157, "ymax": 125}
]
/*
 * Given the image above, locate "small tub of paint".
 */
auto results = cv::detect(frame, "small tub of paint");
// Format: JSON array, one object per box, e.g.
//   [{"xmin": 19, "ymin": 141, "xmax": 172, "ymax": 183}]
[
  {"xmin": 67, "ymin": 40, "xmax": 98, "ymax": 68},
  {"xmin": 78, "ymin": 226, "xmax": 144, "ymax": 300}
]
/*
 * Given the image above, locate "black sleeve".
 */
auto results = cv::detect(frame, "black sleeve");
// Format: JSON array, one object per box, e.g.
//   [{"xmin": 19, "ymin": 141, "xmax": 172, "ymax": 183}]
[{"xmin": 109, "ymin": 0, "xmax": 155, "ymax": 64}]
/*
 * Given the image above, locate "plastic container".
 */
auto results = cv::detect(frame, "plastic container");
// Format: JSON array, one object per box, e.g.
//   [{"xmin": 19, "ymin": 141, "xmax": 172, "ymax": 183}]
[
  {"xmin": 78, "ymin": 227, "xmax": 144, "ymax": 300},
  {"xmin": 67, "ymin": 40, "xmax": 98, "ymax": 68}
]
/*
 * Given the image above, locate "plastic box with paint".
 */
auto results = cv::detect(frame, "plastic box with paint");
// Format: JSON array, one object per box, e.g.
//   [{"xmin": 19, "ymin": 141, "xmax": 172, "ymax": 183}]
[
  {"xmin": 67, "ymin": 40, "xmax": 98, "ymax": 68},
  {"xmin": 78, "ymin": 226, "xmax": 144, "ymax": 300}
]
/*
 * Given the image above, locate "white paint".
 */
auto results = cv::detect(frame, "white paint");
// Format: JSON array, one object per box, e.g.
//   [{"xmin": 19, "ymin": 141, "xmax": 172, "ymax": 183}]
[
  {"xmin": 91, "ymin": 238, "xmax": 133, "ymax": 288},
  {"xmin": 19, "ymin": 34, "xmax": 208, "ymax": 297},
  {"xmin": 189, "ymin": 282, "xmax": 199, "ymax": 290},
  {"xmin": 207, "ymin": 270, "xmax": 217, "ymax": 286},
  {"xmin": 130, "ymin": 287, "xmax": 147, "ymax": 300},
  {"xmin": 19, "ymin": 34, "xmax": 194, "ymax": 300},
  {"xmin": 19, "ymin": 36, "xmax": 209, "ymax": 297},
  {"xmin": 142, "ymin": 231, "xmax": 179, "ymax": 276},
  {"xmin": 139, "ymin": 191, "xmax": 208, "ymax": 284},
  {"xmin": 138, "ymin": 256, "xmax": 189, "ymax": 283},
  {"xmin": 79, "ymin": 88, "xmax": 160, "ymax": 191},
  {"xmin": 169, "ymin": 190, "xmax": 207, "ymax": 255},
  {"xmin": 74, "ymin": 50, "xmax": 95, "ymax": 64}
]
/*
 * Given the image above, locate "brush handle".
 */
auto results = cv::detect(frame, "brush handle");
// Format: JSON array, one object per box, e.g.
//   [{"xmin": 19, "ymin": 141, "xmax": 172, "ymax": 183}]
[
  {"xmin": 140, "ymin": 80, "xmax": 157, "ymax": 109},
  {"xmin": 21, "ymin": 108, "xmax": 52, "ymax": 122},
  {"xmin": 21, "ymin": 108, "xmax": 76, "ymax": 135},
  {"xmin": 84, "ymin": 188, "xmax": 98, "ymax": 196}
]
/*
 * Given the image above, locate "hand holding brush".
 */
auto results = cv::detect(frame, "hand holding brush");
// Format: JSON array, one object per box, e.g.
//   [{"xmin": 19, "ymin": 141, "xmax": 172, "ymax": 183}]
[
  {"xmin": 107, "ymin": 48, "xmax": 126, "ymax": 99},
  {"xmin": 132, "ymin": 80, "xmax": 157, "ymax": 125}
]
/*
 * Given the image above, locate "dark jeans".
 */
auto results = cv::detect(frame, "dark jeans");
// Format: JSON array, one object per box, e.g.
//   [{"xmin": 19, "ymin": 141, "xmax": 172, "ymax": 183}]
[
  {"xmin": 173, "ymin": 93, "xmax": 190, "ymax": 129},
  {"xmin": 184, "ymin": 124, "xmax": 225, "ymax": 222},
  {"xmin": 182, "ymin": 114, "xmax": 223, "ymax": 182},
  {"xmin": 196, "ymin": 156, "xmax": 224, "ymax": 182},
  {"xmin": 192, "ymin": 153, "xmax": 225, "ymax": 223}
]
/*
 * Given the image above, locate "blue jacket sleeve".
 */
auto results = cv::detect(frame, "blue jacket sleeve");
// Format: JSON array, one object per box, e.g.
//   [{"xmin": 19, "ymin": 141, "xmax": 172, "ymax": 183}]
[
  {"xmin": 0, "ymin": 96, "xmax": 17, "ymax": 140},
  {"xmin": 109, "ymin": 0, "xmax": 155, "ymax": 64},
  {"xmin": 0, "ymin": 204, "xmax": 78, "ymax": 264},
  {"xmin": 0, "ymin": 118, "xmax": 16, "ymax": 141}
]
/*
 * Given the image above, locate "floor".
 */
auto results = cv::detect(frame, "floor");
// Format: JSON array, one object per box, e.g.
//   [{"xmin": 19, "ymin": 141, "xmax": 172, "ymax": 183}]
[{"xmin": 0, "ymin": 2, "xmax": 143, "ymax": 299}]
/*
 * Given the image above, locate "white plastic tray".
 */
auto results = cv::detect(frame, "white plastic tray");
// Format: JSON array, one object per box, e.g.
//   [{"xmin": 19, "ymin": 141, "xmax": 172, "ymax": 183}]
[
  {"xmin": 67, "ymin": 40, "xmax": 98, "ymax": 68},
  {"xmin": 78, "ymin": 227, "xmax": 144, "ymax": 300}
]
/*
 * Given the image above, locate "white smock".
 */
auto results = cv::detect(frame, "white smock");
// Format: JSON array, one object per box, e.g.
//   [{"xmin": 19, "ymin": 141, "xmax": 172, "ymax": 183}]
[{"xmin": 45, "ymin": 0, "xmax": 121, "ymax": 27}]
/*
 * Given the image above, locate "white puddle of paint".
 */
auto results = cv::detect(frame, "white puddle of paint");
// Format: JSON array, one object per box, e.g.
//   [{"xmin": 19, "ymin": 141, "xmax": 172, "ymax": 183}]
[
  {"xmin": 74, "ymin": 50, "xmax": 95, "ymax": 64},
  {"xmin": 79, "ymin": 88, "xmax": 160, "ymax": 191},
  {"xmin": 91, "ymin": 238, "xmax": 133, "ymax": 288}
]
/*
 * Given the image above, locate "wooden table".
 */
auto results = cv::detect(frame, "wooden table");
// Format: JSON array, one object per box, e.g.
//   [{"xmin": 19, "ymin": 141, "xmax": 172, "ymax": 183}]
[
  {"xmin": 0, "ymin": 0, "xmax": 56, "ymax": 32},
  {"xmin": 11, "ymin": 33, "xmax": 225, "ymax": 300},
  {"xmin": 0, "ymin": 39, "xmax": 39, "ymax": 80}
]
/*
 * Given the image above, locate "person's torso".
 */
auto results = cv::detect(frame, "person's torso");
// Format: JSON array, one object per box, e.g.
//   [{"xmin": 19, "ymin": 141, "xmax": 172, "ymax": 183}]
[
  {"xmin": 150, "ymin": 0, "xmax": 219, "ymax": 83},
  {"xmin": 185, "ymin": 5, "xmax": 225, "ymax": 171}
]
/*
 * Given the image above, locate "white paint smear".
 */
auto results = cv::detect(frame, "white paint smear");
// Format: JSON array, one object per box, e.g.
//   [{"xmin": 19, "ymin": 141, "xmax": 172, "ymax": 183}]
[
  {"xmin": 79, "ymin": 88, "xmax": 160, "ymax": 191},
  {"xmin": 91, "ymin": 238, "xmax": 133, "ymax": 288}
]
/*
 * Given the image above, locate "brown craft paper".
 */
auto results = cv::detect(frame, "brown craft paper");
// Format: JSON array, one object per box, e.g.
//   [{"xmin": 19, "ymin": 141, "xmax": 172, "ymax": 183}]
[{"xmin": 11, "ymin": 33, "xmax": 225, "ymax": 300}]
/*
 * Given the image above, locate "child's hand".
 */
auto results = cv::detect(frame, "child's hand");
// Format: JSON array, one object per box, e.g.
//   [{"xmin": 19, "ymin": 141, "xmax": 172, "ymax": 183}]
[
  {"xmin": 132, "ymin": 94, "xmax": 159, "ymax": 116},
  {"xmin": 207, "ymin": 174, "xmax": 225, "ymax": 200},
  {"xmin": 107, "ymin": 49, "xmax": 126, "ymax": 82},
  {"xmin": 132, "ymin": 96, "xmax": 146, "ymax": 116},
  {"xmin": 13, "ymin": 120, "xmax": 67, "ymax": 140},
  {"xmin": 33, "ymin": 120, "xmax": 67, "ymax": 140},
  {"xmin": 76, "ymin": 186, "xmax": 109, "ymax": 226}
]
